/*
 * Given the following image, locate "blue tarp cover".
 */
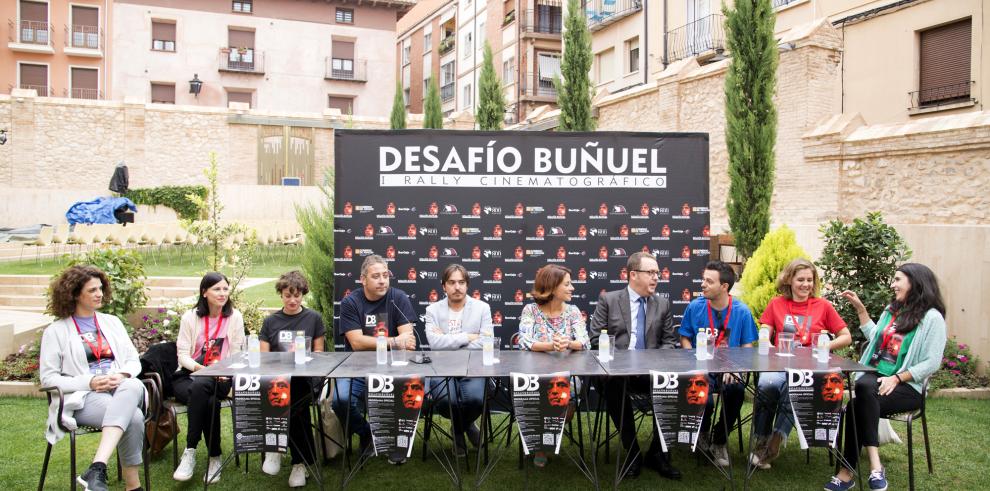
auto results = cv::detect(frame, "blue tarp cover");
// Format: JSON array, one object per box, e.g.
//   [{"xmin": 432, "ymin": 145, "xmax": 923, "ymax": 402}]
[{"xmin": 65, "ymin": 196, "xmax": 137, "ymax": 225}]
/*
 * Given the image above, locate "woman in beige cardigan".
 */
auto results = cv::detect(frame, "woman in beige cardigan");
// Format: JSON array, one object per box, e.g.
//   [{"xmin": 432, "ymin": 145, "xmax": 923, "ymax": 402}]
[{"xmin": 171, "ymin": 272, "xmax": 245, "ymax": 484}]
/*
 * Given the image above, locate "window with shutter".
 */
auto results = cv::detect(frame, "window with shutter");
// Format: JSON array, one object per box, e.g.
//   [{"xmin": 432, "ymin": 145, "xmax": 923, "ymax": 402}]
[
  {"xmin": 328, "ymin": 96, "xmax": 354, "ymax": 114},
  {"xmin": 152, "ymin": 20, "xmax": 176, "ymax": 51},
  {"xmin": 151, "ymin": 83, "xmax": 175, "ymax": 104},
  {"xmin": 19, "ymin": 63, "xmax": 48, "ymax": 95},
  {"xmin": 71, "ymin": 67, "xmax": 99, "ymax": 99},
  {"xmin": 917, "ymin": 18, "xmax": 972, "ymax": 107},
  {"xmin": 227, "ymin": 90, "xmax": 253, "ymax": 108}
]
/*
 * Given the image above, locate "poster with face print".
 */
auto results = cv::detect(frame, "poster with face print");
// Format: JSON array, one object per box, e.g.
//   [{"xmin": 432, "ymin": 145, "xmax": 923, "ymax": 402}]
[
  {"xmin": 366, "ymin": 374, "xmax": 425, "ymax": 459},
  {"xmin": 787, "ymin": 368, "xmax": 844, "ymax": 449},
  {"xmin": 650, "ymin": 370, "xmax": 709, "ymax": 453},
  {"xmin": 232, "ymin": 374, "xmax": 291, "ymax": 454},
  {"xmin": 510, "ymin": 371, "xmax": 571, "ymax": 455}
]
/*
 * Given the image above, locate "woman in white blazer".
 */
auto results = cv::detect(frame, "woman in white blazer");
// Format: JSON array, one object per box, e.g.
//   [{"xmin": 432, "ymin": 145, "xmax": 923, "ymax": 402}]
[{"xmin": 39, "ymin": 265, "xmax": 146, "ymax": 491}]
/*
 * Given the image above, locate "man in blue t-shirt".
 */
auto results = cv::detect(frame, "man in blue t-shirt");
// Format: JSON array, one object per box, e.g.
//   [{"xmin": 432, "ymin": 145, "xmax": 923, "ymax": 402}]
[
  {"xmin": 332, "ymin": 254, "xmax": 417, "ymax": 463},
  {"xmin": 678, "ymin": 260, "xmax": 757, "ymax": 467}
]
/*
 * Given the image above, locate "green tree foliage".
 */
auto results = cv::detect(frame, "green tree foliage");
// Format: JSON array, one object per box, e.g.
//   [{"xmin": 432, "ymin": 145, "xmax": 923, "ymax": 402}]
[
  {"xmin": 723, "ymin": 0, "xmax": 778, "ymax": 259},
  {"xmin": 423, "ymin": 77, "xmax": 443, "ymax": 129},
  {"xmin": 477, "ymin": 41, "xmax": 506, "ymax": 130},
  {"xmin": 556, "ymin": 0, "xmax": 595, "ymax": 131},
  {"xmin": 739, "ymin": 226, "xmax": 809, "ymax": 321},
  {"xmin": 183, "ymin": 152, "xmax": 250, "ymax": 274},
  {"xmin": 295, "ymin": 172, "xmax": 335, "ymax": 334},
  {"xmin": 56, "ymin": 248, "xmax": 148, "ymax": 329},
  {"xmin": 390, "ymin": 82, "xmax": 406, "ymax": 130},
  {"xmin": 817, "ymin": 212, "xmax": 911, "ymax": 347}
]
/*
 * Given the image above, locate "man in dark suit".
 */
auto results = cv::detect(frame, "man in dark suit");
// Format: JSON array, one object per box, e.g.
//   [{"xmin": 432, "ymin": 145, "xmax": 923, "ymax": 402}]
[{"xmin": 590, "ymin": 251, "xmax": 681, "ymax": 480}]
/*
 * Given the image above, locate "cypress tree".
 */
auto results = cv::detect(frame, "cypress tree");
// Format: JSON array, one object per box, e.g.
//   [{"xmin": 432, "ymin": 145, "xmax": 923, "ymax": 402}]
[
  {"xmin": 477, "ymin": 41, "xmax": 506, "ymax": 130},
  {"xmin": 423, "ymin": 77, "xmax": 443, "ymax": 129},
  {"xmin": 389, "ymin": 82, "xmax": 406, "ymax": 129},
  {"xmin": 724, "ymin": 0, "xmax": 778, "ymax": 259},
  {"xmin": 556, "ymin": 0, "xmax": 595, "ymax": 131}
]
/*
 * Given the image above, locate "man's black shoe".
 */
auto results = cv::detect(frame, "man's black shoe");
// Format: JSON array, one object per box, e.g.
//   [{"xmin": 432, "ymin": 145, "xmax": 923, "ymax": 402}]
[
  {"xmin": 358, "ymin": 433, "xmax": 374, "ymax": 457},
  {"xmin": 77, "ymin": 462, "xmax": 109, "ymax": 491},
  {"xmin": 624, "ymin": 453, "xmax": 643, "ymax": 478},
  {"xmin": 644, "ymin": 452, "xmax": 682, "ymax": 480}
]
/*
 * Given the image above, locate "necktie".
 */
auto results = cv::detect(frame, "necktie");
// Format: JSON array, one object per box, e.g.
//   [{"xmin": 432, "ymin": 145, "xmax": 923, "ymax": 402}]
[{"xmin": 635, "ymin": 297, "xmax": 647, "ymax": 350}]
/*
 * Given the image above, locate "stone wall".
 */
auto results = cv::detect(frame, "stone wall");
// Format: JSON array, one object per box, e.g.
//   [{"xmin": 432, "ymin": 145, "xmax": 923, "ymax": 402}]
[{"xmin": 0, "ymin": 91, "xmax": 476, "ymax": 191}]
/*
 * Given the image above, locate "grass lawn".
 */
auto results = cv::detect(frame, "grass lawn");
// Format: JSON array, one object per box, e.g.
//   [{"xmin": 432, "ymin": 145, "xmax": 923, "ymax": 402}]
[
  {"xmin": 239, "ymin": 280, "xmax": 282, "ymax": 309},
  {"xmin": 1, "ymin": 396, "xmax": 986, "ymax": 490},
  {"xmin": 0, "ymin": 245, "xmax": 302, "ymax": 278}
]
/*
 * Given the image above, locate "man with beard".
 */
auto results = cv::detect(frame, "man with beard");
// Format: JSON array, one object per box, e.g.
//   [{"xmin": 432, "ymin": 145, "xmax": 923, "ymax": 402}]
[
  {"xmin": 425, "ymin": 264, "xmax": 493, "ymax": 457},
  {"xmin": 678, "ymin": 261, "xmax": 757, "ymax": 467},
  {"xmin": 335, "ymin": 255, "xmax": 417, "ymax": 464},
  {"xmin": 590, "ymin": 252, "xmax": 681, "ymax": 479},
  {"xmin": 401, "ymin": 377, "xmax": 425, "ymax": 410},
  {"xmin": 547, "ymin": 375, "xmax": 570, "ymax": 407}
]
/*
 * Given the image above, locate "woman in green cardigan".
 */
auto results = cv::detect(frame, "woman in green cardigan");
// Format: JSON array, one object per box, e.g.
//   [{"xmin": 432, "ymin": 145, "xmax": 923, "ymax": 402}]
[{"xmin": 824, "ymin": 263, "xmax": 947, "ymax": 491}]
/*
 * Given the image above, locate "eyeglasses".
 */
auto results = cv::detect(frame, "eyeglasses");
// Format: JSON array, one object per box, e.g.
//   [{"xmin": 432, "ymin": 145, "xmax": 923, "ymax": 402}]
[{"xmin": 632, "ymin": 269, "xmax": 660, "ymax": 277}]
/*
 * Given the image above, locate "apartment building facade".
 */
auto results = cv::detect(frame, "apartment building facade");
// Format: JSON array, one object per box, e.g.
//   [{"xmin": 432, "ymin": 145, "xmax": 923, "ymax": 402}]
[
  {"xmin": 2, "ymin": 0, "xmax": 110, "ymax": 100},
  {"xmin": 397, "ymin": 0, "xmax": 564, "ymax": 124}
]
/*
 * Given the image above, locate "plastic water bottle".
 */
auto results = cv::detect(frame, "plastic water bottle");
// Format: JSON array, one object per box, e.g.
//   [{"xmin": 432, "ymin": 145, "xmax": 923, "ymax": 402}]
[
  {"xmin": 758, "ymin": 327, "xmax": 770, "ymax": 356},
  {"xmin": 294, "ymin": 331, "xmax": 306, "ymax": 364},
  {"xmin": 247, "ymin": 334, "xmax": 260, "ymax": 368},
  {"xmin": 376, "ymin": 332, "xmax": 388, "ymax": 365},
  {"xmin": 598, "ymin": 329, "xmax": 611, "ymax": 362},
  {"xmin": 696, "ymin": 328, "xmax": 709, "ymax": 360},
  {"xmin": 816, "ymin": 330, "xmax": 830, "ymax": 363},
  {"xmin": 482, "ymin": 336, "xmax": 495, "ymax": 366}
]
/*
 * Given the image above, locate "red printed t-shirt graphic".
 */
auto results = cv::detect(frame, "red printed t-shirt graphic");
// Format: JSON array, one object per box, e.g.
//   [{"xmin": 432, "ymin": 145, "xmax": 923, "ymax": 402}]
[
  {"xmin": 201, "ymin": 315, "xmax": 225, "ymax": 367},
  {"xmin": 760, "ymin": 297, "xmax": 846, "ymax": 346},
  {"xmin": 877, "ymin": 315, "xmax": 905, "ymax": 364},
  {"xmin": 73, "ymin": 316, "xmax": 115, "ymax": 373}
]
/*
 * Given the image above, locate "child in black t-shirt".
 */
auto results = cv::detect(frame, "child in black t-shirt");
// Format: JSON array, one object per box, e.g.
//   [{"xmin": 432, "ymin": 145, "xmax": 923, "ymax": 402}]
[{"xmin": 258, "ymin": 271, "xmax": 325, "ymax": 488}]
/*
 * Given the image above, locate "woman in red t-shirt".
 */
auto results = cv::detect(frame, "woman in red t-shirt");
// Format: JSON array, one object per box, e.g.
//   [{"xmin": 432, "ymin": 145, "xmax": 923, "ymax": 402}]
[{"xmin": 750, "ymin": 259, "xmax": 852, "ymax": 469}]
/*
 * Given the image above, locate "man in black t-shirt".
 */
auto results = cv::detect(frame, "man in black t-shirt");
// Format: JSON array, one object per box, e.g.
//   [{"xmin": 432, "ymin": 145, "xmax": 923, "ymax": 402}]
[
  {"xmin": 258, "ymin": 271, "xmax": 326, "ymax": 487},
  {"xmin": 332, "ymin": 255, "xmax": 417, "ymax": 462}
]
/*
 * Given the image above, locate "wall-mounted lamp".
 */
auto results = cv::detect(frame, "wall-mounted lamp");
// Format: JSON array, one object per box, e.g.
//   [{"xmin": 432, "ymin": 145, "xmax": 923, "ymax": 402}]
[
  {"xmin": 0, "ymin": 129, "xmax": 7, "ymax": 145},
  {"xmin": 189, "ymin": 74, "xmax": 203, "ymax": 97}
]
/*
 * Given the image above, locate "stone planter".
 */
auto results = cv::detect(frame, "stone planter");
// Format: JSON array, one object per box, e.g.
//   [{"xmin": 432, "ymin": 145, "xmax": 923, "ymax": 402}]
[
  {"xmin": 0, "ymin": 380, "xmax": 43, "ymax": 398},
  {"xmin": 932, "ymin": 387, "xmax": 990, "ymax": 399}
]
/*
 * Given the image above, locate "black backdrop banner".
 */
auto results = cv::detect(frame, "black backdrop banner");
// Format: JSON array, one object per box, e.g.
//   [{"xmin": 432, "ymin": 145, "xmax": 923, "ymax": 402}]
[{"xmin": 333, "ymin": 130, "xmax": 710, "ymax": 348}]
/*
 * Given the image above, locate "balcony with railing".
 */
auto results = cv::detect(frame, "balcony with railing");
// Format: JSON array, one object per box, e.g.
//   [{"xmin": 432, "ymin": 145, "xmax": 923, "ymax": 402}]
[
  {"xmin": 519, "ymin": 71, "xmax": 558, "ymax": 100},
  {"xmin": 439, "ymin": 35, "xmax": 455, "ymax": 55},
  {"xmin": 67, "ymin": 88, "xmax": 103, "ymax": 99},
  {"xmin": 584, "ymin": 0, "xmax": 642, "ymax": 31},
  {"xmin": 909, "ymin": 81, "xmax": 975, "ymax": 111},
  {"xmin": 65, "ymin": 24, "xmax": 103, "ymax": 55},
  {"xmin": 17, "ymin": 84, "xmax": 52, "ymax": 97},
  {"xmin": 772, "ymin": 0, "xmax": 802, "ymax": 9},
  {"xmin": 665, "ymin": 14, "xmax": 726, "ymax": 65},
  {"xmin": 520, "ymin": 2, "xmax": 563, "ymax": 37},
  {"xmin": 219, "ymin": 48, "xmax": 265, "ymax": 74},
  {"xmin": 440, "ymin": 82, "xmax": 455, "ymax": 103},
  {"xmin": 9, "ymin": 19, "xmax": 54, "ymax": 52},
  {"xmin": 325, "ymin": 58, "xmax": 367, "ymax": 82}
]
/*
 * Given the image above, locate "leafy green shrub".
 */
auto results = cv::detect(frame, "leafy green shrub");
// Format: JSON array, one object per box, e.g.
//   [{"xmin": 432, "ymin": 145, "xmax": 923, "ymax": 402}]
[
  {"xmin": 739, "ymin": 225, "xmax": 810, "ymax": 321},
  {"xmin": 929, "ymin": 338, "xmax": 990, "ymax": 390},
  {"xmin": 817, "ymin": 212, "xmax": 911, "ymax": 349},
  {"xmin": 125, "ymin": 185, "xmax": 208, "ymax": 221},
  {"xmin": 239, "ymin": 299, "xmax": 267, "ymax": 336},
  {"xmin": 296, "ymin": 172, "xmax": 334, "ymax": 333},
  {"xmin": 54, "ymin": 248, "xmax": 149, "ymax": 331}
]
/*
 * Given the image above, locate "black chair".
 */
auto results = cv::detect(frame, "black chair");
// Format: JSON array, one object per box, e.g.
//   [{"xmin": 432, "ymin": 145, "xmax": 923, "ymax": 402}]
[
  {"xmin": 38, "ymin": 378, "xmax": 156, "ymax": 491},
  {"xmin": 887, "ymin": 378, "xmax": 933, "ymax": 491}
]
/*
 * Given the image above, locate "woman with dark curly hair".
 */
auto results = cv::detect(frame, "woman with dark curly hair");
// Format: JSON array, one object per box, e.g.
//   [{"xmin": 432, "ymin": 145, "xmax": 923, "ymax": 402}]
[
  {"xmin": 172, "ymin": 272, "xmax": 245, "ymax": 484},
  {"xmin": 39, "ymin": 265, "xmax": 146, "ymax": 491},
  {"xmin": 824, "ymin": 263, "xmax": 947, "ymax": 491}
]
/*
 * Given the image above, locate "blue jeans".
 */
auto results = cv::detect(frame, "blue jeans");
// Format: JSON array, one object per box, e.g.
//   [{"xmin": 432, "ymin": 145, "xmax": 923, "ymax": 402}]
[
  {"xmin": 752, "ymin": 371, "xmax": 794, "ymax": 438},
  {"xmin": 429, "ymin": 377, "xmax": 487, "ymax": 433},
  {"xmin": 331, "ymin": 377, "xmax": 369, "ymax": 438},
  {"xmin": 702, "ymin": 374, "xmax": 746, "ymax": 445}
]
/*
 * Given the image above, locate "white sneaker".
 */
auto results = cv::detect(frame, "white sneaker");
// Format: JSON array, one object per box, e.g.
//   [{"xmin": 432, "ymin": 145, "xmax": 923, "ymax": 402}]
[
  {"xmin": 173, "ymin": 448, "xmax": 197, "ymax": 481},
  {"xmin": 262, "ymin": 452, "xmax": 282, "ymax": 476},
  {"xmin": 712, "ymin": 444, "xmax": 730, "ymax": 468},
  {"xmin": 288, "ymin": 464, "xmax": 307, "ymax": 487},
  {"xmin": 204, "ymin": 456, "xmax": 221, "ymax": 484}
]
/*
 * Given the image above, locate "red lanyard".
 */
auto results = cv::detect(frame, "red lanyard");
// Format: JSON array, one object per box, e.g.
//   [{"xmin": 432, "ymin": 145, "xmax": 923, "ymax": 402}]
[
  {"xmin": 786, "ymin": 299, "xmax": 814, "ymax": 343},
  {"xmin": 72, "ymin": 315, "xmax": 112, "ymax": 366},
  {"xmin": 879, "ymin": 312, "xmax": 899, "ymax": 351},
  {"xmin": 203, "ymin": 315, "xmax": 225, "ymax": 350},
  {"xmin": 706, "ymin": 296, "xmax": 732, "ymax": 347}
]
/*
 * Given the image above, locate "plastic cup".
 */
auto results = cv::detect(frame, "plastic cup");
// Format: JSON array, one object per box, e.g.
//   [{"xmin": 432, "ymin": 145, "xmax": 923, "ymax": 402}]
[
  {"xmin": 777, "ymin": 332, "xmax": 795, "ymax": 356},
  {"xmin": 491, "ymin": 336, "xmax": 501, "ymax": 363},
  {"xmin": 391, "ymin": 343, "xmax": 409, "ymax": 366}
]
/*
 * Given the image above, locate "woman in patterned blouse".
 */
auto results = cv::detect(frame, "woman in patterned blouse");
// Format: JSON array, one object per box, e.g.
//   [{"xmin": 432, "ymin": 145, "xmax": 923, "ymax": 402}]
[{"xmin": 518, "ymin": 264, "xmax": 590, "ymax": 352}]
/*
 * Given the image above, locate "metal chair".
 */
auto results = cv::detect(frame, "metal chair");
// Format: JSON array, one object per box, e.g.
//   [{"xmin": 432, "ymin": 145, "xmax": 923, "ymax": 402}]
[
  {"xmin": 38, "ymin": 378, "xmax": 157, "ymax": 491},
  {"xmin": 887, "ymin": 378, "xmax": 933, "ymax": 491}
]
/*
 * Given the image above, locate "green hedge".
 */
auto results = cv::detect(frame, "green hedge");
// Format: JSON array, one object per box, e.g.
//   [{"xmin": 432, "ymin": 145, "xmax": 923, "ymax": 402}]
[{"xmin": 125, "ymin": 185, "xmax": 208, "ymax": 220}]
